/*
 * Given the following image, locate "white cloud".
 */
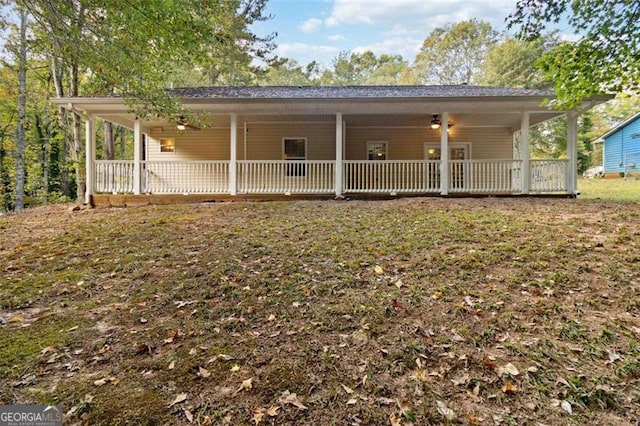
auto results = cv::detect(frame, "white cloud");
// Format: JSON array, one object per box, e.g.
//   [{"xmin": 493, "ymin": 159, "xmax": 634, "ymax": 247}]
[
  {"xmin": 277, "ymin": 42, "xmax": 339, "ymax": 55},
  {"xmin": 300, "ymin": 18, "xmax": 323, "ymax": 34},
  {"xmin": 327, "ymin": 0, "xmax": 516, "ymax": 29},
  {"xmin": 328, "ymin": 34, "xmax": 346, "ymax": 41},
  {"xmin": 353, "ymin": 36, "xmax": 423, "ymax": 61},
  {"xmin": 560, "ymin": 32, "xmax": 580, "ymax": 42}
]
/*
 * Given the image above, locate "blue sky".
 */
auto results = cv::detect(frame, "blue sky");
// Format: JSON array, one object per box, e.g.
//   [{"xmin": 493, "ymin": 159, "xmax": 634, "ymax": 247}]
[{"xmin": 251, "ymin": 0, "xmax": 574, "ymax": 69}]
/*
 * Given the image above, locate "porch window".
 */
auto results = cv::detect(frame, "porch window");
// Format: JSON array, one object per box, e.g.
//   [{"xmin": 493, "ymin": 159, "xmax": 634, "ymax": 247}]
[
  {"xmin": 367, "ymin": 141, "xmax": 387, "ymax": 160},
  {"xmin": 283, "ymin": 137, "xmax": 306, "ymax": 176},
  {"xmin": 160, "ymin": 138, "xmax": 175, "ymax": 153}
]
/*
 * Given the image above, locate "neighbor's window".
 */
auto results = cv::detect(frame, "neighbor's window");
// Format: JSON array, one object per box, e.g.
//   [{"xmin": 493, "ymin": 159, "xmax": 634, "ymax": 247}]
[
  {"xmin": 160, "ymin": 138, "xmax": 175, "ymax": 153},
  {"xmin": 283, "ymin": 138, "xmax": 306, "ymax": 176}
]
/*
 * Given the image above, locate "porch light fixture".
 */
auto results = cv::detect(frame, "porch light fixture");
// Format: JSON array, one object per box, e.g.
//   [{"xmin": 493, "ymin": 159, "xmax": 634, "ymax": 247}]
[
  {"xmin": 430, "ymin": 114, "xmax": 454, "ymax": 131},
  {"xmin": 430, "ymin": 115, "xmax": 441, "ymax": 129},
  {"xmin": 176, "ymin": 123, "xmax": 186, "ymax": 131}
]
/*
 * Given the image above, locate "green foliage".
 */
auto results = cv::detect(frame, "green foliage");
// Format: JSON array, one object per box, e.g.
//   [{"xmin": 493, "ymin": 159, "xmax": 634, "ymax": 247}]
[
  {"xmin": 508, "ymin": 0, "xmax": 640, "ymax": 108},
  {"xmin": 476, "ymin": 35, "xmax": 559, "ymax": 89},
  {"xmin": 413, "ymin": 19, "xmax": 499, "ymax": 84},
  {"xmin": 257, "ymin": 57, "xmax": 316, "ymax": 86},
  {"xmin": 22, "ymin": 0, "xmax": 273, "ymax": 116},
  {"xmin": 321, "ymin": 50, "xmax": 413, "ymax": 86}
]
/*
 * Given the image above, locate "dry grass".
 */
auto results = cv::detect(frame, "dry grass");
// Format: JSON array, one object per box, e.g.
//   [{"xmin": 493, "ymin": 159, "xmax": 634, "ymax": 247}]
[{"xmin": 1, "ymin": 197, "xmax": 639, "ymax": 425}]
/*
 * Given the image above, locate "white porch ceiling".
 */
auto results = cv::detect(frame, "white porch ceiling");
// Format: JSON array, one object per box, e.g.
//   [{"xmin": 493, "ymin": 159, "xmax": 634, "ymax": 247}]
[
  {"xmin": 96, "ymin": 111, "xmax": 562, "ymax": 133},
  {"xmin": 54, "ymin": 95, "xmax": 583, "ymax": 132}
]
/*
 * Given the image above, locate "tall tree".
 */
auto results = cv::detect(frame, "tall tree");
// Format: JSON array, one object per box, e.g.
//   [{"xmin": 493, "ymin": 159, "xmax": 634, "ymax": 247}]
[
  {"xmin": 319, "ymin": 51, "xmax": 412, "ymax": 86},
  {"xmin": 507, "ymin": 0, "xmax": 640, "ymax": 108},
  {"xmin": 19, "ymin": 0, "xmax": 273, "ymax": 201},
  {"xmin": 476, "ymin": 35, "xmax": 559, "ymax": 89},
  {"xmin": 14, "ymin": 6, "xmax": 27, "ymax": 211},
  {"xmin": 257, "ymin": 57, "xmax": 315, "ymax": 86},
  {"xmin": 412, "ymin": 20, "xmax": 499, "ymax": 85}
]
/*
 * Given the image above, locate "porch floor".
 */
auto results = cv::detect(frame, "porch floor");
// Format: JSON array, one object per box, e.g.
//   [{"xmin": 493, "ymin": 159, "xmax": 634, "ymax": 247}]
[{"xmin": 90, "ymin": 192, "xmax": 576, "ymax": 208}]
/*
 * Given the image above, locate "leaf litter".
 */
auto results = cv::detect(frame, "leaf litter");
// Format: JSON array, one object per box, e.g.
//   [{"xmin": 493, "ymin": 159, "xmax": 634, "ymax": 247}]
[{"xmin": 0, "ymin": 198, "xmax": 639, "ymax": 425}]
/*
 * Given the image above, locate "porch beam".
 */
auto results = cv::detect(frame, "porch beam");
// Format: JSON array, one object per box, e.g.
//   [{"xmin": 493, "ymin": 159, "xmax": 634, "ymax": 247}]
[
  {"xmin": 133, "ymin": 118, "xmax": 142, "ymax": 195},
  {"xmin": 84, "ymin": 115, "xmax": 95, "ymax": 204},
  {"xmin": 440, "ymin": 112, "xmax": 449, "ymax": 195},
  {"xmin": 566, "ymin": 111, "xmax": 578, "ymax": 195},
  {"xmin": 229, "ymin": 113, "xmax": 238, "ymax": 196},
  {"xmin": 335, "ymin": 112, "xmax": 343, "ymax": 197},
  {"xmin": 521, "ymin": 112, "xmax": 530, "ymax": 194}
]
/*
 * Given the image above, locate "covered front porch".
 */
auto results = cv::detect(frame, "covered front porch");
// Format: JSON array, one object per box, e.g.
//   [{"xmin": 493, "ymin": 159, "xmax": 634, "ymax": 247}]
[
  {"xmin": 57, "ymin": 86, "xmax": 593, "ymax": 203},
  {"xmin": 92, "ymin": 157, "xmax": 570, "ymax": 196}
]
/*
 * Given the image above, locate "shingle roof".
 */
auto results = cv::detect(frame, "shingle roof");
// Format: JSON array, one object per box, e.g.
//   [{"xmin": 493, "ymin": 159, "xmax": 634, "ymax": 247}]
[{"xmin": 168, "ymin": 85, "xmax": 555, "ymax": 99}]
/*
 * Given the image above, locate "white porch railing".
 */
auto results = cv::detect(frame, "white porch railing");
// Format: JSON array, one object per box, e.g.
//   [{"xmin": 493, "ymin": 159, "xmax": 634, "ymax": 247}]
[
  {"xmin": 95, "ymin": 160, "xmax": 134, "ymax": 193},
  {"xmin": 143, "ymin": 161, "xmax": 229, "ymax": 194},
  {"xmin": 530, "ymin": 159, "xmax": 568, "ymax": 192},
  {"xmin": 237, "ymin": 160, "xmax": 334, "ymax": 194},
  {"xmin": 344, "ymin": 160, "xmax": 440, "ymax": 193},
  {"xmin": 448, "ymin": 160, "xmax": 523, "ymax": 193},
  {"xmin": 93, "ymin": 159, "xmax": 569, "ymax": 195}
]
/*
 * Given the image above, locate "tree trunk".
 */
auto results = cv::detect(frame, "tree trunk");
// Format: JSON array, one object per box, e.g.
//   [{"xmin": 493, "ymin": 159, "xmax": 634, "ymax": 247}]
[
  {"xmin": 119, "ymin": 125, "xmax": 126, "ymax": 159},
  {"xmin": 14, "ymin": 8, "xmax": 28, "ymax": 212},
  {"xmin": 41, "ymin": 109, "xmax": 52, "ymax": 204},
  {"xmin": 0, "ymin": 135, "xmax": 6, "ymax": 213},
  {"xmin": 51, "ymin": 56, "xmax": 72, "ymax": 198},
  {"xmin": 68, "ymin": 4, "xmax": 87, "ymax": 202},
  {"xmin": 104, "ymin": 121, "xmax": 114, "ymax": 160}
]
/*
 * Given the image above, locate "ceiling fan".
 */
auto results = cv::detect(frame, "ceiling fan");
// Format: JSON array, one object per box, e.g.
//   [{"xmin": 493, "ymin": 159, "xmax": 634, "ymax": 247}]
[{"xmin": 175, "ymin": 115, "xmax": 200, "ymax": 131}]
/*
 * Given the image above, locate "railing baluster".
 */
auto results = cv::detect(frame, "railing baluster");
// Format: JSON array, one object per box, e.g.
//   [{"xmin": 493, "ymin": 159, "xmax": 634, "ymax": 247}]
[{"xmin": 93, "ymin": 159, "xmax": 568, "ymax": 196}]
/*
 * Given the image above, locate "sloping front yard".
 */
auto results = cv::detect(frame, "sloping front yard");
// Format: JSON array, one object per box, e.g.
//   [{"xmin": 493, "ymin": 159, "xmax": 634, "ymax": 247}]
[{"xmin": 1, "ymin": 198, "xmax": 639, "ymax": 425}]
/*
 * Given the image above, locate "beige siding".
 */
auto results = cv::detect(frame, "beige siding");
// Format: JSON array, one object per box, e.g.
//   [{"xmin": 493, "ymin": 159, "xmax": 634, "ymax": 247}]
[
  {"xmin": 147, "ymin": 128, "xmax": 231, "ymax": 161},
  {"xmin": 451, "ymin": 127, "xmax": 513, "ymax": 160},
  {"xmin": 146, "ymin": 122, "xmax": 513, "ymax": 162},
  {"xmin": 345, "ymin": 126, "xmax": 513, "ymax": 160},
  {"xmin": 245, "ymin": 122, "xmax": 335, "ymax": 160}
]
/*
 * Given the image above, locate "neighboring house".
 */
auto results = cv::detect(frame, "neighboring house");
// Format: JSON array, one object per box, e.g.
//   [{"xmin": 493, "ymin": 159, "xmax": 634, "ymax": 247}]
[
  {"xmin": 51, "ymin": 86, "xmax": 611, "ymax": 205},
  {"xmin": 598, "ymin": 112, "xmax": 640, "ymax": 178}
]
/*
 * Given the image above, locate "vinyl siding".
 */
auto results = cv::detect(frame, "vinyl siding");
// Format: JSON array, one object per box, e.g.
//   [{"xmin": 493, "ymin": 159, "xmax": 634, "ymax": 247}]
[
  {"xmin": 147, "ymin": 128, "xmax": 231, "ymax": 161},
  {"xmin": 604, "ymin": 116, "xmax": 640, "ymax": 174},
  {"xmin": 244, "ymin": 122, "xmax": 335, "ymax": 160},
  {"xmin": 345, "ymin": 126, "xmax": 513, "ymax": 160},
  {"xmin": 146, "ymin": 123, "xmax": 513, "ymax": 161}
]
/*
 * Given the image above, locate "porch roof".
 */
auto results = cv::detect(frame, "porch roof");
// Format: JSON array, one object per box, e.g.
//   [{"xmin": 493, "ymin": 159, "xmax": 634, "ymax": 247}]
[
  {"xmin": 52, "ymin": 85, "xmax": 612, "ymax": 132},
  {"xmin": 167, "ymin": 85, "xmax": 555, "ymax": 99}
]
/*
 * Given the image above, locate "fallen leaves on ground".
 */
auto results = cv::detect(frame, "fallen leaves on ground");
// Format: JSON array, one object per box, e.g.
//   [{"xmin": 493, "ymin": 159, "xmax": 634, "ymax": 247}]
[
  {"xmin": 278, "ymin": 390, "xmax": 307, "ymax": 409},
  {"xmin": 168, "ymin": 393, "xmax": 187, "ymax": 408},
  {"xmin": 2, "ymin": 199, "xmax": 639, "ymax": 425}
]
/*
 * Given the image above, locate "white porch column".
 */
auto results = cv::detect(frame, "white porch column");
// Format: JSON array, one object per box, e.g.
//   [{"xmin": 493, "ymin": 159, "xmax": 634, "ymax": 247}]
[
  {"xmin": 566, "ymin": 111, "xmax": 578, "ymax": 195},
  {"xmin": 84, "ymin": 115, "xmax": 95, "ymax": 204},
  {"xmin": 335, "ymin": 112, "xmax": 343, "ymax": 197},
  {"xmin": 521, "ymin": 112, "xmax": 530, "ymax": 194},
  {"xmin": 133, "ymin": 118, "xmax": 142, "ymax": 195},
  {"xmin": 229, "ymin": 113, "xmax": 238, "ymax": 196},
  {"xmin": 440, "ymin": 112, "xmax": 449, "ymax": 195}
]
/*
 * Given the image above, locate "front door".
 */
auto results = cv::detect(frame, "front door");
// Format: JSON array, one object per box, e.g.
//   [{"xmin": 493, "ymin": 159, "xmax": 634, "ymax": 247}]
[{"xmin": 424, "ymin": 143, "xmax": 470, "ymax": 190}]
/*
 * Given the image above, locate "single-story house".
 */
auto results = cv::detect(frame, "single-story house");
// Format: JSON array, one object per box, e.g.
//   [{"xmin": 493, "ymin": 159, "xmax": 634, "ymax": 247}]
[
  {"xmin": 597, "ymin": 111, "xmax": 640, "ymax": 178},
  {"xmin": 51, "ymin": 85, "xmax": 611, "ymax": 205}
]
